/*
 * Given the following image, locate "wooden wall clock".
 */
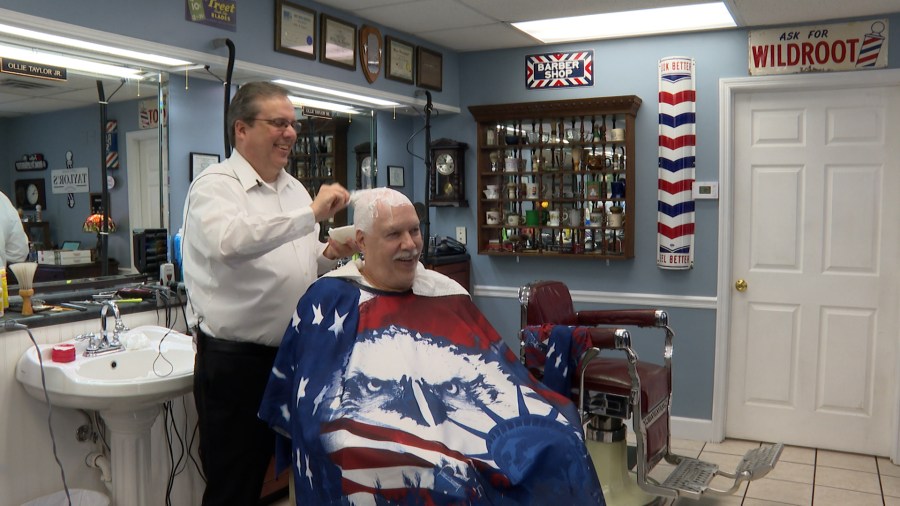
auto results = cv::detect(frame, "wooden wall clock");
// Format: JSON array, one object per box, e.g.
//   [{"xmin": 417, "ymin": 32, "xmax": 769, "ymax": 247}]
[
  {"xmin": 14, "ymin": 178, "xmax": 47, "ymax": 211},
  {"xmin": 429, "ymin": 138, "xmax": 467, "ymax": 207}
]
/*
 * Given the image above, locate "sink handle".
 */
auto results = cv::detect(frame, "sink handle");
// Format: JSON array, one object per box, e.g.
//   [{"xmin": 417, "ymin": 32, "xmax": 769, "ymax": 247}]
[{"xmin": 75, "ymin": 332, "xmax": 95, "ymax": 341}]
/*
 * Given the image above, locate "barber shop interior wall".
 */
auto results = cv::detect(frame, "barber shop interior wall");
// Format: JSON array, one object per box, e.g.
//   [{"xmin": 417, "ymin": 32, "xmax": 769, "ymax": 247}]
[
  {"xmin": 1, "ymin": 100, "xmax": 145, "ymax": 263},
  {"xmin": 0, "ymin": 0, "xmax": 461, "ymax": 108},
  {"xmin": 376, "ymin": 112, "xmax": 416, "ymax": 199}
]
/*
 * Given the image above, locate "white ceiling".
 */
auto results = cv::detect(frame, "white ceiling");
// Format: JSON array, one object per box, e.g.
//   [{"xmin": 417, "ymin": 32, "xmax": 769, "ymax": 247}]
[
  {"xmin": 0, "ymin": 72, "xmax": 150, "ymax": 118},
  {"xmin": 316, "ymin": 0, "xmax": 900, "ymax": 52}
]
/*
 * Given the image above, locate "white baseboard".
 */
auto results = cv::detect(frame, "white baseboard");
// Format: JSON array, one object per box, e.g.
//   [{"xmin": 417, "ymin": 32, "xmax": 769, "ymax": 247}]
[{"xmin": 670, "ymin": 416, "xmax": 719, "ymax": 442}]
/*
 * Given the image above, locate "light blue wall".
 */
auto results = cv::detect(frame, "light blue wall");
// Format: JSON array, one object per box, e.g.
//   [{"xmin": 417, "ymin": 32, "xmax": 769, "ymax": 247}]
[{"xmin": 1, "ymin": 98, "xmax": 151, "ymax": 264}]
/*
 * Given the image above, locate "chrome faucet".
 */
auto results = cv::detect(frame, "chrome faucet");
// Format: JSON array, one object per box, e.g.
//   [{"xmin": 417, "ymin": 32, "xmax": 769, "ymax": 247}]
[
  {"xmin": 79, "ymin": 301, "xmax": 127, "ymax": 357},
  {"xmin": 100, "ymin": 300, "xmax": 127, "ymax": 347}
]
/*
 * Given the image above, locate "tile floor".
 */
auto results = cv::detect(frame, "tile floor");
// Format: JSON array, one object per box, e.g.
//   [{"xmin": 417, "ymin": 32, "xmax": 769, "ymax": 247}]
[
  {"xmin": 270, "ymin": 438, "xmax": 900, "ymax": 505},
  {"xmin": 656, "ymin": 437, "xmax": 900, "ymax": 505}
]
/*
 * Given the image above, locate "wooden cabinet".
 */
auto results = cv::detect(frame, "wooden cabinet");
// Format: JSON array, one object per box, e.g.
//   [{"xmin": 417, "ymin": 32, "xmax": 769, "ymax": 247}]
[
  {"xmin": 289, "ymin": 117, "xmax": 350, "ymax": 240},
  {"xmin": 468, "ymin": 96, "xmax": 641, "ymax": 259},
  {"xmin": 423, "ymin": 254, "xmax": 470, "ymax": 292}
]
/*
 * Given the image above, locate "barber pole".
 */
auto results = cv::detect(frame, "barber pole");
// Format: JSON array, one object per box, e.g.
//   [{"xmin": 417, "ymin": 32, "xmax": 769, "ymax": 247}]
[
  {"xmin": 657, "ymin": 57, "xmax": 695, "ymax": 270},
  {"xmin": 105, "ymin": 120, "xmax": 119, "ymax": 170}
]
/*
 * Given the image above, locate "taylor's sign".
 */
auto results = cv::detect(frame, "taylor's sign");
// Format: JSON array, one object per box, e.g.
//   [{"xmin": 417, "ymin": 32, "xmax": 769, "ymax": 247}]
[
  {"xmin": 0, "ymin": 57, "xmax": 66, "ymax": 81},
  {"xmin": 526, "ymin": 51, "xmax": 593, "ymax": 89},
  {"xmin": 749, "ymin": 19, "xmax": 888, "ymax": 75},
  {"xmin": 51, "ymin": 167, "xmax": 90, "ymax": 194}
]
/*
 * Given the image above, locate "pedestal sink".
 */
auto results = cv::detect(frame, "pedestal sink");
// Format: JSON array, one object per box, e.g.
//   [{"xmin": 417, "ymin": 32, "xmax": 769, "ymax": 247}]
[{"xmin": 16, "ymin": 325, "xmax": 195, "ymax": 506}]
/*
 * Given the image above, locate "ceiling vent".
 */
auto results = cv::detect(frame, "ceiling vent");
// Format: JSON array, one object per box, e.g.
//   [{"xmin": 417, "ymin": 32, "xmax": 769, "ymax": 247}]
[{"xmin": 0, "ymin": 77, "xmax": 57, "ymax": 90}]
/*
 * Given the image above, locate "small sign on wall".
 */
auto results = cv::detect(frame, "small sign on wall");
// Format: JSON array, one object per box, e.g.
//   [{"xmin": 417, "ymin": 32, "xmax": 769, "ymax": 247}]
[
  {"xmin": 749, "ymin": 19, "xmax": 888, "ymax": 75},
  {"xmin": 526, "ymin": 50, "xmax": 593, "ymax": 89},
  {"xmin": 51, "ymin": 167, "xmax": 89, "ymax": 194}
]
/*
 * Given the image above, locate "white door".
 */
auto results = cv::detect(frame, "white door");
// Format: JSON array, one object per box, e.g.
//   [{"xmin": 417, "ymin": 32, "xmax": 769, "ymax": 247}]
[
  {"xmin": 726, "ymin": 86, "xmax": 900, "ymax": 455},
  {"xmin": 126, "ymin": 129, "xmax": 161, "ymax": 272}
]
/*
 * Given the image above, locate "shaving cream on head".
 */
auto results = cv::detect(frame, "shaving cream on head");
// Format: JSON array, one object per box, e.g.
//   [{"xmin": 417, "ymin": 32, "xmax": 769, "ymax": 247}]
[{"xmin": 350, "ymin": 188, "xmax": 413, "ymax": 233}]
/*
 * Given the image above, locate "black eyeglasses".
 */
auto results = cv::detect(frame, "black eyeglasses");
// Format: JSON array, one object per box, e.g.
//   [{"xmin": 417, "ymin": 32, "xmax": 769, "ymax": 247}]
[{"xmin": 250, "ymin": 117, "xmax": 298, "ymax": 131}]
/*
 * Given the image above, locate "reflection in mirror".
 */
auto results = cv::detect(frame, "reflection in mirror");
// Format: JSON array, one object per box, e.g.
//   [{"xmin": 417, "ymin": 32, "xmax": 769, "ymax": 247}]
[
  {"xmin": 0, "ymin": 39, "xmax": 167, "ymax": 287},
  {"xmin": 286, "ymin": 96, "xmax": 375, "ymax": 239}
]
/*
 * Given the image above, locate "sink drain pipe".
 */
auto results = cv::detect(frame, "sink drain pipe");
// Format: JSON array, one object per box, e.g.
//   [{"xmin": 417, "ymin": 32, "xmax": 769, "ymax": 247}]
[{"xmin": 86, "ymin": 451, "xmax": 113, "ymax": 492}]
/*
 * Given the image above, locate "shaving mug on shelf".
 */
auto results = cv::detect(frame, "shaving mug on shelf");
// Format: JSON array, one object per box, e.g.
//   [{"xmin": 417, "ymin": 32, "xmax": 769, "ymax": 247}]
[
  {"xmin": 525, "ymin": 182, "xmax": 539, "ymax": 199},
  {"xmin": 504, "ymin": 157, "xmax": 521, "ymax": 172},
  {"xmin": 609, "ymin": 128, "xmax": 626, "ymax": 142},
  {"xmin": 547, "ymin": 210, "xmax": 561, "ymax": 227},
  {"xmin": 486, "ymin": 210, "xmax": 501, "ymax": 225},
  {"xmin": 608, "ymin": 206, "xmax": 624, "ymax": 228},
  {"xmin": 483, "ymin": 188, "xmax": 498, "ymax": 199}
]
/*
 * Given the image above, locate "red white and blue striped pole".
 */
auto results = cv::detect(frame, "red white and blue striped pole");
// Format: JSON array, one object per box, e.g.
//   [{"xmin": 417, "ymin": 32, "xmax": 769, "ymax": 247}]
[{"xmin": 657, "ymin": 56, "xmax": 696, "ymax": 270}]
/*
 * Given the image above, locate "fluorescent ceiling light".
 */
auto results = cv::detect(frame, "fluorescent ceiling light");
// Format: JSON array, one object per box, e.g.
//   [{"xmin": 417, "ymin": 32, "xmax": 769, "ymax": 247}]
[
  {"xmin": 0, "ymin": 23, "xmax": 192, "ymax": 66},
  {"xmin": 0, "ymin": 44, "xmax": 144, "ymax": 79},
  {"xmin": 513, "ymin": 2, "xmax": 735, "ymax": 43},
  {"xmin": 288, "ymin": 95, "xmax": 359, "ymax": 114},
  {"xmin": 276, "ymin": 79, "xmax": 400, "ymax": 107}
]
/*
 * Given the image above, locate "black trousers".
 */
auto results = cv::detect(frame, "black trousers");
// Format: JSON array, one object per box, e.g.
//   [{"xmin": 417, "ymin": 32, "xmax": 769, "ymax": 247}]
[{"xmin": 194, "ymin": 331, "xmax": 279, "ymax": 506}]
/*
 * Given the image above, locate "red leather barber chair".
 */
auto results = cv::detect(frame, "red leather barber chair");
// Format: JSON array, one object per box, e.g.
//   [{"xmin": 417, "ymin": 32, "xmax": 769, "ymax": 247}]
[{"xmin": 519, "ymin": 280, "xmax": 782, "ymax": 505}]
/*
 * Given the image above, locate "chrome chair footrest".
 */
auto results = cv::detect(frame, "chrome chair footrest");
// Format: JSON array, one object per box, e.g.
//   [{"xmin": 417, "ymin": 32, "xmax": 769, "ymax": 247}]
[
  {"xmin": 737, "ymin": 442, "xmax": 783, "ymax": 480},
  {"xmin": 660, "ymin": 458, "xmax": 718, "ymax": 499}
]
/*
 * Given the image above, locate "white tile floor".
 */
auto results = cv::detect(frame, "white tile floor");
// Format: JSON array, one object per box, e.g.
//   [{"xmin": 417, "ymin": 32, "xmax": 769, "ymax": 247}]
[
  {"xmin": 269, "ymin": 437, "xmax": 900, "ymax": 505},
  {"xmin": 659, "ymin": 437, "xmax": 900, "ymax": 505}
]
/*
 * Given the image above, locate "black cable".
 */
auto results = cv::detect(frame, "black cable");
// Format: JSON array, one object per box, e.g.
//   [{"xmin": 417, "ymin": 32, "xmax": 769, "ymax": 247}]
[{"xmin": 12, "ymin": 321, "xmax": 73, "ymax": 505}]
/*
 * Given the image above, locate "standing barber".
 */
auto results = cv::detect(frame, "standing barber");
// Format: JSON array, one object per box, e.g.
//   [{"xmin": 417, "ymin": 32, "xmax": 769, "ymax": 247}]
[
  {"xmin": 182, "ymin": 81, "xmax": 357, "ymax": 505},
  {"xmin": 0, "ymin": 190, "xmax": 28, "ymax": 265}
]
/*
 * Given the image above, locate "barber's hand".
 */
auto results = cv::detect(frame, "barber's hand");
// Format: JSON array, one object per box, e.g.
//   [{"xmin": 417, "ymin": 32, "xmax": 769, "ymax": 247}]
[
  {"xmin": 323, "ymin": 238, "xmax": 359, "ymax": 260},
  {"xmin": 310, "ymin": 183, "xmax": 350, "ymax": 222}
]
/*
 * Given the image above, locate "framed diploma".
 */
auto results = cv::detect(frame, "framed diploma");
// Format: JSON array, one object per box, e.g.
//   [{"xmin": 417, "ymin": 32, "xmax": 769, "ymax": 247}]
[
  {"xmin": 320, "ymin": 14, "xmax": 357, "ymax": 71},
  {"xmin": 388, "ymin": 165, "xmax": 405, "ymax": 187},
  {"xmin": 416, "ymin": 46, "xmax": 443, "ymax": 92},
  {"xmin": 385, "ymin": 36, "xmax": 415, "ymax": 84},
  {"xmin": 275, "ymin": 0, "xmax": 316, "ymax": 60},
  {"xmin": 190, "ymin": 152, "xmax": 221, "ymax": 181}
]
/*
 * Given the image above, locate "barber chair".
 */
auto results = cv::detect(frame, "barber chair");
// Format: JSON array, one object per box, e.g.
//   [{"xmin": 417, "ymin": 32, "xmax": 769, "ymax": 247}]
[{"xmin": 519, "ymin": 280, "xmax": 782, "ymax": 505}]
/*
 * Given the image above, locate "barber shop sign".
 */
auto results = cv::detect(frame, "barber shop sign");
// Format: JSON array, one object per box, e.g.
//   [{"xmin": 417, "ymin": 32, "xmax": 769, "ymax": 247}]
[{"xmin": 526, "ymin": 51, "xmax": 593, "ymax": 89}]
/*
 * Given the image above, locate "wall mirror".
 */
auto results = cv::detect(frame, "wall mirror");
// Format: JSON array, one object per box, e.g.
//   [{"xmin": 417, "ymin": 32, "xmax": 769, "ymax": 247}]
[{"xmin": 0, "ymin": 37, "xmax": 168, "ymax": 287}]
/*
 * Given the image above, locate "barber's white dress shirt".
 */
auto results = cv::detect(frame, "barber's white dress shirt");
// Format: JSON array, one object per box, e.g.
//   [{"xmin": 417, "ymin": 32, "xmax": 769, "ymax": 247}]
[
  {"xmin": 0, "ymin": 191, "xmax": 28, "ymax": 264},
  {"xmin": 182, "ymin": 150, "xmax": 336, "ymax": 346}
]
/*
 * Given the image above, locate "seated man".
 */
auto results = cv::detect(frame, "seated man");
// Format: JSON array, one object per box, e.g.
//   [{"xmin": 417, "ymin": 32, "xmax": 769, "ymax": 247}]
[{"xmin": 259, "ymin": 188, "xmax": 604, "ymax": 505}]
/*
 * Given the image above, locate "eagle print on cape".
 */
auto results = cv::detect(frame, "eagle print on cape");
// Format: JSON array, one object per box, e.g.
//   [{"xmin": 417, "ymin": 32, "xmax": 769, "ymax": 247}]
[{"xmin": 259, "ymin": 277, "xmax": 604, "ymax": 505}]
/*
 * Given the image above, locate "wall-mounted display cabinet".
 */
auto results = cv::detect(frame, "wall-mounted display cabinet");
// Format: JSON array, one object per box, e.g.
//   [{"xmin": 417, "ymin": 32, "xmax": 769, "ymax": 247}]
[
  {"xmin": 468, "ymin": 96, "xmax": 641, "ymax": 259},
  {"xmin": 289, "ymin": 117, "xmax": 349, "ymax": 240}
]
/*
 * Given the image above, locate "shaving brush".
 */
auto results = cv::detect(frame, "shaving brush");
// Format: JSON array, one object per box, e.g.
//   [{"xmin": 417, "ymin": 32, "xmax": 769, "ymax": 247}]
[{"xmin": 9, "ymin": 262, "xmax": 37, "ymax": 316}]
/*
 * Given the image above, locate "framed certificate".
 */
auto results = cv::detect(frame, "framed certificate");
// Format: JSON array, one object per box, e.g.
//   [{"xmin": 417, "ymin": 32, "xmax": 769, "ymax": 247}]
[
  {"xmin": 320, "ymin": 14, "xmax": 357, "ymax": 70},
  {"xmin": 275, "ymin": 0, "xmax": 316, "ymax": 60},
  {"xmin": 190, "ymin": 152, "xmax": 220, "ymax": 181},
  {"xmin": 385, "ymin": 36, "xmax": 415, "ymax": 84},
  {"xmin": 416, "ymin": 46, "xmax": 443, "ymax": 91},
  {"xmin": 388, "ymin": 165, "xmax": 405, "ymax": 187}
]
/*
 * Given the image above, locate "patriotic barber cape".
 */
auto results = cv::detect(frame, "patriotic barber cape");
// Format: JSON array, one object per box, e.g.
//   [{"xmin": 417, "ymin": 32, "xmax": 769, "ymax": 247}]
[{"xmin": 259, "ymin": 261, "xmax": 604, "ymax": 505}]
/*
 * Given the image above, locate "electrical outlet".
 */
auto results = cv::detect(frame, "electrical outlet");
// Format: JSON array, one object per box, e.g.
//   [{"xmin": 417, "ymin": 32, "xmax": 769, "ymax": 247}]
[{"xmin": 455, "ymin": 226, "xmax": 466, "ymax": 244}]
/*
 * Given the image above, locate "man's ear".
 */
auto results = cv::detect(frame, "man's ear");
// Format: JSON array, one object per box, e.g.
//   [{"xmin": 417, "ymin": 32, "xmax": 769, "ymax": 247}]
[{"xmin": 355, "ymin": 230, "xmax": 366, "ymax": 253}]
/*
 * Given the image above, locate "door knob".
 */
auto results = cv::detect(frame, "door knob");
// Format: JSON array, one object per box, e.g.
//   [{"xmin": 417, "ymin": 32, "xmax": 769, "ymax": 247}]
[{"xmin": 735, "ymin": 279, "xmax": 748, "ymax": 292}]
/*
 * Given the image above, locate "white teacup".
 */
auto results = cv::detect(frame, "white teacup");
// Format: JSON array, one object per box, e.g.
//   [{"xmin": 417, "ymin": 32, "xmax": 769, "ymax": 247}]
[
  {"xmin": 506, "ymin": 214, "xmax": 522, "ymax": 226},
  {"xmin": 486, "ymin": 210, "xmax": 501, "ymax": 225},
  {"xmin": 483, "ymin": 189, "xmax": 498, "ymax": 199},
  {"xmin": 548, "ymin": 210, "xmax": 561, "ymax": 227}
]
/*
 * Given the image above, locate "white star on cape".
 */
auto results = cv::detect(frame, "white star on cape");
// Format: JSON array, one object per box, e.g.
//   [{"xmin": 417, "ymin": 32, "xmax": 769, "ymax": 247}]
[
  {"xmin": 328, "ymin": 310, "xmax": 347, "ymax": 337},
  {"xmin": 291, "ymin": 309, "xmax": 301, "ymax": 330},
  {"xmin": 311, "ymin": 304, "xmax": 324, "ymax": 325}
]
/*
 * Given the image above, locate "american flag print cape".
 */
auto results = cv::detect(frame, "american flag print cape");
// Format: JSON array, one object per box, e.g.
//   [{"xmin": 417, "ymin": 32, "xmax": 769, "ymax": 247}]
[{"xmin": 259, "ymin": 274, "xmax": 604, "ymax": 505}]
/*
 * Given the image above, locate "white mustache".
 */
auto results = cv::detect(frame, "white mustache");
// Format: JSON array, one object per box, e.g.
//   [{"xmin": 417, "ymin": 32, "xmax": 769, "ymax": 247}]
[{"xmin": 394, "ymin": 250, "xmax": 419, "ymax": 261}]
